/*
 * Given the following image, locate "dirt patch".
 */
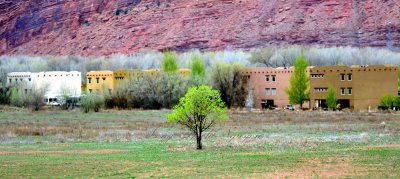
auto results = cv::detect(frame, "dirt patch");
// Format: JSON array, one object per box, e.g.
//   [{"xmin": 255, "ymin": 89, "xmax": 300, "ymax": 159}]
[
  {"xmin": 0, "ymin": 149, "xmax": 125, "ymax": 155},
  {"xmin": 254, "ymin": 157, "xmax": 367, "ymax": 178}
]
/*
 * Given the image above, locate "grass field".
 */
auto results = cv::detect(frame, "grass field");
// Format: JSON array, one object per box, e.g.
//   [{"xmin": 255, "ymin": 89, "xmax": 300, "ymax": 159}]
[{"xmin": 0, "ymin": 107, "xmax": 399, "ymax": 178}]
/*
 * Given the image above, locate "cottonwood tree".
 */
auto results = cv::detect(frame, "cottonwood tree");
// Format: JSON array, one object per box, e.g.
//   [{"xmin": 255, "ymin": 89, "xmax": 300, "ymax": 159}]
[
  {"xmin": 161, "ymin": 51, "xmax": 178, "ymax": 73},
  {"xmin": 211, "ymin": 62, "xmax": 248, "ymax": 108},
  {"xmin": 325, "ymin": 86, "xmax": 337, "ymax": 110},
  {"xmin": 285, "ymin": 54, "xmax": 310, "ymax": 109},
  {"xmin": 167, "ymin": 85, "xmax": 228, "ymax": 150},
  {"xmin": 27, "ymin": 84, "xmax": 49, "ymax": 111},
  {"xmin": 190, "ymin": 54, "xmax": 206, "ymax": 86}
]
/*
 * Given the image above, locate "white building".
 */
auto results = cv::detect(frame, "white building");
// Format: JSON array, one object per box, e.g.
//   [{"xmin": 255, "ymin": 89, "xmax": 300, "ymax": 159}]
[{"xmin": 7, "ymin": 71, "xmax": 82, "ymax": 105}]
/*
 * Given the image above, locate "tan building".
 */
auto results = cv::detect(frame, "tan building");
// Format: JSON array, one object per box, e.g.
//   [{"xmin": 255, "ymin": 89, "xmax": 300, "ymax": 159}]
[
  {"xmin": 244, "ymin": 67, "xmax": 294, "ymax": 109},
  {"xmin": 309, "ymin": 65, "xmax": 398, "ymax": 110},
  {"xmin": 86, "ymin": 71, "xmax": 114, "ymax": 95}
]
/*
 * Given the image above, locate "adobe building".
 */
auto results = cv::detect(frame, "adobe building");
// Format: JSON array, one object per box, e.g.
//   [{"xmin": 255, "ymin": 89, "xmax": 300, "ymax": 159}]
[
  {"xmin": 244, "ymin": 67, "xmax": 294, "ymax": 109},
  {"xmin": 309, "ymin": 65, "xmax": 398, "ymax": 110},
  {"xmin": 86, "ymin": 71, "xmax": 114, "ymax": 95},
  {"xmin": 7, "ymin": 71, "xmax": 82, "ymax": 104}
]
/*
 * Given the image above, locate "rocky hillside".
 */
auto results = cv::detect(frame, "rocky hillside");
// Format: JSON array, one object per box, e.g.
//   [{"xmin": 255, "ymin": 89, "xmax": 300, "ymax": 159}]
[{"xmin": 1, "ymin": 0, "xmax": 399, "ymax": 56}]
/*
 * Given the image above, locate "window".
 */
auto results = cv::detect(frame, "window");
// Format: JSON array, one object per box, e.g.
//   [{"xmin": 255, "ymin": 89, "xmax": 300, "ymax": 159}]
[
  {"xmin": 340, "ymin": 74, "xmax": 345, "ymax": 81},
  {"xmin": 108, "ymin": 89, "xmax": 112, "ymax": 95},
  {"xmin": 24, "ymin": 89, "xmax": 28, "ymax": 94},
  {"xmin": 88, "ymin": 78, "xmax": 92, "ymax": 84},
  {"xmin": 272, "ymin": 88, "xmax": 277, "ymax": 96},
  {"xmin": 103, "ymin": 77, "xmax": 106, "ymax": 81},
  {"xmin": 96, "ymin": 78, "xmax": 99, "ymax": 83},
  {"xmin": 265, "ymin": 75, "xmax": 270, "ymax": 82},
  {"xmin": 89, "ymin": 89, "xmax": 92, "ymax": 93},
  {"xmin": 347, "ymin": 74, "xmax": 352, "ymax": 81},
  {"xmin": 340, "ymin": 88, "xmax": 345, "ymax": 95},
  {"xmin": 265, "ymin": 88, "xmax": 270, "ymax": 96},
  {"xmin": 9, "ymin": 79, "xmax": 11, "ymax": 84},
  {"xmin": 272, "ymin": 75, "xmax": 276, "ymax": 82},
  {"xmin": 348, "ymin": 88, "xmax": 352, "ymax": 95},
  {"xmin": 28, "ymin": 78, "xmax": 31, "ymax": 81},
  {"xmin": 314, "ymin": 88, "xmax": 328, "ymax": 92}
]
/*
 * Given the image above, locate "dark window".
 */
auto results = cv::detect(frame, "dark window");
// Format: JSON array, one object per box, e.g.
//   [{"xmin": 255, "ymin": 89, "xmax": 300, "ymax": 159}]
[
  {"xmin": 340, "ymin": 74, "xmax": 345, "ymax": 81},
  {"xmin": 348, "ymin": 88, "xmax": 352, "ymax": 95},
  {"xmin": 96, "ymin": 78, "xmax": 99, "ymax": 83},
  {"xmin": 88, "ymin": 78, "xmax": 92, "ymax": 83},
  {"xmin": 28, "ymin": 78, "xmax": 31, "ymax": 81},
  {"xmin": 9, "ymin": 79, "xmax": 11, "ymax": 83},
  {"xmin": 347, "ymin": 74, "xmax": 352, "ymax": 81},
  {"xmin": 103, "ymin": 77, "xmax": 106, "ymax": 81},
  {"xmin": 108, "ymin": 89, "xmax": 112, "ymax": 95},
  {"xmin": 89, "ymin": 89, "xmax": 92, "ymax": 93},
  {"xmin": 272, "ymin": 75, "xmax": 276, "ymax": 82},
  {"xmin": 265, "ymin": 75, "xmax": 270, "ymax": 82},
  {"xmin": 341, "ymin": 88, "xmax": 345, "ymax": 95}
]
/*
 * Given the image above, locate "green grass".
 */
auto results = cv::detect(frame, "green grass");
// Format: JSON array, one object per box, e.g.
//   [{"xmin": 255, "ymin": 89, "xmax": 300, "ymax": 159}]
[{"xmin": 0, "ymin": 110, "xmax": 400, "ymax": 178}]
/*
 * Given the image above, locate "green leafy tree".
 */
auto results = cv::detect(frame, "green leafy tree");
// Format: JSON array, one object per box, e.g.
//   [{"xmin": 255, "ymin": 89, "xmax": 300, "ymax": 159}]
[
  {"xmin": 161, "ymin": 51, "xmax": 178, "ymax": 73},
  {"xmin": 379, "ymin": 94, "xmax": 396, "ymax": 110},
  {"xmin": 190, "ymin": 54, "xmax": 206, "ymax": 86},
  {"xmin": 10, "ymin": 87, "xmax": 23, "ymax": 107},
  {"xmin": 325, "ymin": 86, "xmax": 337, "ymax": 110},
  {"xmin": 167, "ymin": 85, "xmax": 228, "ymax": 150},
  {"xmin": 285, "ymin": 54, "xmax": 310, "ymax": 108},
  {"xmin": 397, "ymin": 68, "xmax": 400, "ymax": 91}
]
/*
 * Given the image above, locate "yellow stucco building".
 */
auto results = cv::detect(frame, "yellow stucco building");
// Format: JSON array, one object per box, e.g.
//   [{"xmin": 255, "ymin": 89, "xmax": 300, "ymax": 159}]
[
  {"xmin": 86, "ymin": 71, "xmax": 114, "ymax": 95},
  {"xmin": 86, "ymin": 69, "xmax": 190, "ymax": 95}
]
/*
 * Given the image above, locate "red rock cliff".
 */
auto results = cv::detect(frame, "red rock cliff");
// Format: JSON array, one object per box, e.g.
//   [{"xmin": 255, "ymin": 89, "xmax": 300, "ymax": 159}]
[{"xmin": 1, "ymin": 0, "xmax": 399, "ymax": 56}]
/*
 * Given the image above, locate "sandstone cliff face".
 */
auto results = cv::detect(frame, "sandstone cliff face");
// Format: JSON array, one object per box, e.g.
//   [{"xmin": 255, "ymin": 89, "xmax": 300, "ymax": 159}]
[{"xmin": 1, "ymin": 0, "xmax": 399, "ymax": 56}]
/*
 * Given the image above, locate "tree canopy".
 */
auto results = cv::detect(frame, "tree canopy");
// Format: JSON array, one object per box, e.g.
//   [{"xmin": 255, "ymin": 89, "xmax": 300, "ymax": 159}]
[
  {"xmin": 285, "ymin": 54, "xmax": 310, "ymax": 108},
  {"xmin": 167, "ymin": 85, "xmax": 228, "ymax": 149},
  {"xmin": 161, "ymin": 51, "xmax": 178, "ymax": 73},
  {"xmin": 325, "ymin": 86, "xmax": 337, "ymax": 110}
]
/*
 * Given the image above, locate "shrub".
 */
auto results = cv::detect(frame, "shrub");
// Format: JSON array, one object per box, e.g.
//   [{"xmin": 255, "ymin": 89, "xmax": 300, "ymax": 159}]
[
  {"xmin": 80, "ymin": 94, "xmax": 105, "ymax": 113},
  {"xmin": 379, "ymin": 94, "xmax": 396, "ymax": 110},
  {"xmin": 10, "ymin": 87, "xmax": 23, "ymax": 107}
]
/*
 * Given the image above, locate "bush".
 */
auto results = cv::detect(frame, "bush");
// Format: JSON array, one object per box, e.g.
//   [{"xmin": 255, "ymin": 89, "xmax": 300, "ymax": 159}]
[
  {"xmin": 379, "ymin": 94, "xmax": 396, "ymax": 110},
  {"xmin": 10, "ymin": 87, "xmax": 23, "ymax": 107},
  {"xmin": 27, "ymin": 85, "xmax": 49, "ymax": 111},
  {"xmin": 80, "ymin": 94, "xmax": 105, "ymax": 113}
]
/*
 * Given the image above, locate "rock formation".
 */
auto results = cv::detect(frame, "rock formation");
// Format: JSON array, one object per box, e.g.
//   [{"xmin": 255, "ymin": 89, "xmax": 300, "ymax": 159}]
[{"xmin": 1, "ymin": 0, "xmax": 399, "ymax": 56}]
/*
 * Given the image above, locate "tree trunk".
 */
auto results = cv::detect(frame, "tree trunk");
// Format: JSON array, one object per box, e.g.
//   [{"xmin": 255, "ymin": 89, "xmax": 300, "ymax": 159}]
[{"xmin": 196, "ymin": 135, "xmax": 202, "ymax": 150}]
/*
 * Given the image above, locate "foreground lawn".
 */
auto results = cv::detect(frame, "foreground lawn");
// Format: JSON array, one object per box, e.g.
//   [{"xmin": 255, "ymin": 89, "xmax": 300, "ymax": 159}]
[{"xmin": 0, "ymin": 109, "xmax": 399, "ymax": 178}]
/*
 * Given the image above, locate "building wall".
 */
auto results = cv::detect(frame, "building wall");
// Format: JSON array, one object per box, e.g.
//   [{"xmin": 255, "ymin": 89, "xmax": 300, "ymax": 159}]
[
  {"xmin": 113, "ymin": 69, "xmax": 142, "ymax": 93},
  {"xmin": 86, "ymin": 71, "xmax": 114, "ymax": 95},
  {"xmin": 310, "ymin": 65, "xmax": 398, "ymax": 110},
  {"xmin": 244, "ymin": 67, "xmax": 293, "ymax": 109},
  {"xmin": 7, "ymin": 71, "xmax": 82, "ymax": 98}
]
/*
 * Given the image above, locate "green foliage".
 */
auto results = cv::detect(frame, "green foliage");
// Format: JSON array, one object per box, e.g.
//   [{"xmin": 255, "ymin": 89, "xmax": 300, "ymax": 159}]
[
  {"xmin": 379, "ymin": 94, "xmax": 396, "ymax": 110},
  {"xmin": 325, "ymin": 86, "xmax": 337, "ymax": 110},
  {"xmin": 80, "ymin": 94, "xmax": 105, "ymax": 113},
  {"xmin": 190, "ymin": 54, "xmax": 206, "ymax": 86},
  {"xmin": 10, "ymin": 87, "xmax": 23, "ymax": 107},
  {"xmin": 285, "ymin": 54, "xmax": 310, "ymax": 108},
  {"xmin": 211, "ymin": 62, "xmax": 248, "ymax": 108},
  {"xmin": 167, "ymin": 85, "xmax": 228, "ymax": 149},
  {"xmin": 397, "ymin": 68, "xmax": 400, "ymax": 90},
  {"xmin": 161, "ymin": 51, "xmax": 178, "ymax": 73}
]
